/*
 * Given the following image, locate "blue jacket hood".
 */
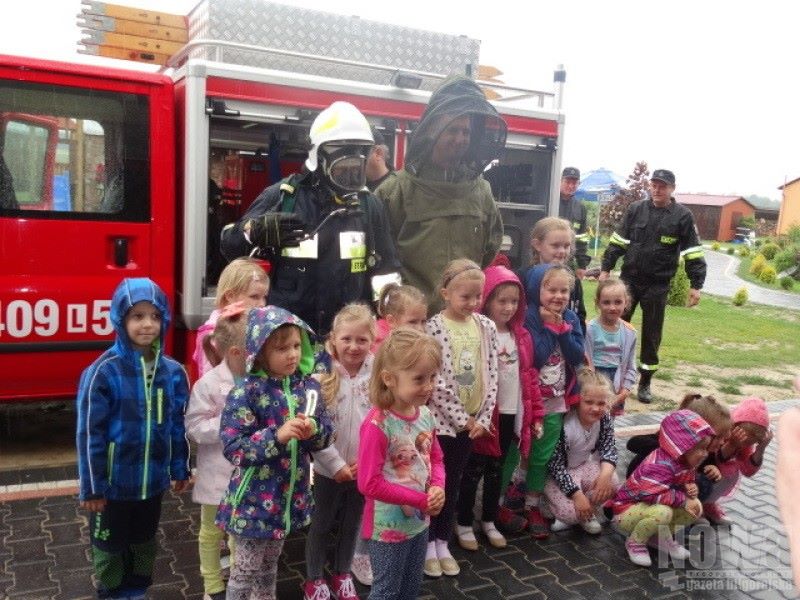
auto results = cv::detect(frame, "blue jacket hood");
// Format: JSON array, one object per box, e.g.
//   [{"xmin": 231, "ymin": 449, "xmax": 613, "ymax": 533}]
[
  {"xmin": 525, "ymin": 263, "xmax": 560, "ymax": 310},
  {"xmin": 246, "ymin": 305, "xmax": 316, "ymax": 375},
  {"xmin": 110, "ymin": 278, "xmax": 170, "ymax": 357}
]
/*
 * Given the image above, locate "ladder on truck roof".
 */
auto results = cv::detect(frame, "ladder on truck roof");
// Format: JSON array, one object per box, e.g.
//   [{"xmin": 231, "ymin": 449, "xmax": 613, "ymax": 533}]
[{"xmin": 165, "ymin": 39, "xmax": 561, "ymax": 112}]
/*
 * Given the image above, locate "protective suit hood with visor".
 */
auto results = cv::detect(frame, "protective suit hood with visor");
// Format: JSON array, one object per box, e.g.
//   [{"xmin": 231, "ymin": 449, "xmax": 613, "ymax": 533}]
[
  {"xmin": 405, "ymin": 76, "xmax": 507, "ymax": 178},
  {"xmin": 304, "ymin": 101, "xmax": 374, "ymax": 196}
]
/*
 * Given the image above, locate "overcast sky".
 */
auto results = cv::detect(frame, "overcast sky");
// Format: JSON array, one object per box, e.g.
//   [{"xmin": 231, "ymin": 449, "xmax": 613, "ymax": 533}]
[{"xmin": 1, "ymin": 0, "xmax": 797, "ymax": 200}]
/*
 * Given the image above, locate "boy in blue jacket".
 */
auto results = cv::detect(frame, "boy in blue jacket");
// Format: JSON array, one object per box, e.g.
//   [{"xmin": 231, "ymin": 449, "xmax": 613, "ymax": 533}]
[{"xmin": 76, "ymin": 277, "xmax": 190, "ymax": 599}]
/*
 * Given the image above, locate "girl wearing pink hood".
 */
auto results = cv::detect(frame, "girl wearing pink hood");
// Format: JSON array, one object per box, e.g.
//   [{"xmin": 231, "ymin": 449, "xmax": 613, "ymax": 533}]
[
  {"xmin": 455, "ymin": 264, "xmax": 544, "ymax": 550},
  {"xmin": 611, "ymin": 409, "xmax": 714, "ymax": 567}
]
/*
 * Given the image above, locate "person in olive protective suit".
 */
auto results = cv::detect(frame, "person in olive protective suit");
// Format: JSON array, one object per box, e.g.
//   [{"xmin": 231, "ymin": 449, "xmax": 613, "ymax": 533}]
[
  {"xmin": 375, "ymin": 76, "xmax": 506, "ymax": 315},
  {"xmin": 220, "ymin": 101, "xmax": 400, "ymax": 337},
  {"xmin": 600, "ymin": 169, "xmax": 706, "ymax": 404}
]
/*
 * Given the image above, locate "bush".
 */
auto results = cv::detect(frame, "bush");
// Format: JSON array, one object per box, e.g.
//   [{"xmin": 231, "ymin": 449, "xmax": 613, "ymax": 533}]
[
  {"xmin": 788, "ymin": 225, "xmax": 800, "ymax": 244},
  {"xmin": 727, "ymin": 246, "xmax": 735, "ymax": 255},
  {"xmin": 738, "ymin": 246, "xmax": 750, "ymax": 257},
  {"xmin": 667, "ymin": 260, "xmax": 690, "ymax": 306},
  {"xmin": 755, "ymin": 239, "xmax": 763, "ymax": 247},
  {"xmin": 759, "ymin": 265, "xmax": 777, "ymax": 284},
  {"xmin": 732, "ymin": 287, "xmax": 748, "ymax": 306},
  {"xmin": 774, "ymin": 246, "xmax": 799, "ymax": 273},
  {"xmin": 761, "ymin": 242, "xmax": 780, "ymax": 259},
  {"xmin": 750, "ymin": 253, "xmax": 767, "ymax": 276},
  {"xmin": 711, "ymin": 241, "xmax": 721, "ymax": 251},
  {"xmin": 780, "ymin": 276, "xmax": 795, "ymax": 290}
]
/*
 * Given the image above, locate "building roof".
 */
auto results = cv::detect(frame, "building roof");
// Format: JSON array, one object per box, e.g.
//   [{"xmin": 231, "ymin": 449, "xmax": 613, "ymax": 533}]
[
  {"xmin": 778, "ymin": 176, "xmax": 800, "ymax": 190},
  {"xmin": 675, "ymin": 193, "xmax": 755, "ymax": 209}
]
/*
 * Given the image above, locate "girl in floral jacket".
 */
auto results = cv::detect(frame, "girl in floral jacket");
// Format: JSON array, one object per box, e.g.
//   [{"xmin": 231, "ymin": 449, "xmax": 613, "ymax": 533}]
[{"xmin": 216, "ymin": 306, "xmax": 333, "ymax": 600}]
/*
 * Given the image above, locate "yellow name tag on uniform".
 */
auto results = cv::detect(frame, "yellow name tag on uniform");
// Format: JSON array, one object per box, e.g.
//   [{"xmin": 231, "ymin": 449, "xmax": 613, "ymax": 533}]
[
  {"xmin": 660, "ymin": 235, "xmax": 677, "ymax": 244},
  {"xmin": 282, "ymin": 235, "xmax": 318, "ymax": 259},
  {"xmin": 351, "ymin": 258, "xmax": 366, "ymax": 273},
  {"xmin": 340, "ymin": 231, "xmax": 366, "ymax": 259}
]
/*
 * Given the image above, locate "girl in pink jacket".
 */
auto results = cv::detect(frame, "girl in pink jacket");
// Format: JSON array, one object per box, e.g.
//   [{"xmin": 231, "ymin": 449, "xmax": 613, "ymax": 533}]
[
  {"xmin": 455, "ymin": 264, "xmax": 543, "ymax": 550},
  {"xmin": 185, "ymin": 303, "xmax": 248, "ymax": 600}
]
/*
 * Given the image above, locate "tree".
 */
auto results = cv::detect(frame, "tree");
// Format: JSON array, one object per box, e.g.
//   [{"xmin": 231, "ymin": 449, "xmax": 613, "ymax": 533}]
[{"xmin": 599, "ymin": 161, "xmax": 649, "ymax": 235}]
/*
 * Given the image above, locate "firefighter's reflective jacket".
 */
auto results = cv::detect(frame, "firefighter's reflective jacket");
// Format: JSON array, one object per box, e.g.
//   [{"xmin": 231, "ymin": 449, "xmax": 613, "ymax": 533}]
[{"xmin": 601, "ymin": 197, "xmax": 706, "ymax": 289}]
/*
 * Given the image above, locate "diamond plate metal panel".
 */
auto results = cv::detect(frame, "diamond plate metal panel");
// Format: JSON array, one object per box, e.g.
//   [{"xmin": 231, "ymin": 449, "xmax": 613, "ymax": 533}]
[{"xmin": 187, "ymin": 0, "xmax": 480, "ymax": 90}]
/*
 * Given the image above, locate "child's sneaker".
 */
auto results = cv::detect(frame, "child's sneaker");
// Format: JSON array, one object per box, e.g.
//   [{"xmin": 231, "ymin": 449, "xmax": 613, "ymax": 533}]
[
  {"xmin": 330, "ymin": 573, "xmax": 359, "ymax": 600},
  {"xmin": 303, "ymin": 578, "xmax": 332, "ymax": 600},
  {"xmin": 647, "ymin": 535, "xmax": 691, "ymax": 560},
  {"xmin": 481, "ymin": 521, "xmax": 507, "ymax": 548},
  {"xmin": 550, "ymin": 519, "xmax": 572, "ymax": 532},
  {"xmin": 496, "ymin": 506, "xmax": 527, "ymax": 533},
  {"xmin": 503, "ymin": 480, "xmax": 527, "ymax": 512},
  {"xmin": 580, "ymin": 517, "xmax": 602, "ymax": 535},
  {"xmin": 703, "ymin": 502, "xmax": 731, "ymax": 526},
  {"xmin": 350, "ymin": 552, "xmax": 373, "ymax": 586},
  {"xmin": 456, "ymin": 524, "xmax": 478, "ymax": 551},
  {"xmin": 525, "ymin": 507, "xmax": 550, "ymax": 539},
  {"xmin": 625, "ymin": 538, "xmax": 652, "ymax": 567}
]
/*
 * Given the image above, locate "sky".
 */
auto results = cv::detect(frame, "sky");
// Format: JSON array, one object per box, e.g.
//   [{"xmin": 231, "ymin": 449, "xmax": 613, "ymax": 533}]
[{"xmin": 1, "ymin": 0, "xmax": 798, "ymax": 201}]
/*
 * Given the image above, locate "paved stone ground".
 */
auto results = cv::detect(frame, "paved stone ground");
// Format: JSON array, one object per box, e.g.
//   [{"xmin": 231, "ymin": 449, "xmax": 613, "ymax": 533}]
[
  {"xmin": 702, "ymin": 249, "xmax": 799, "ymax": 310},
  {"xmin": 2, "ymin": 402, "xmax": 798, "ymax": 600}
]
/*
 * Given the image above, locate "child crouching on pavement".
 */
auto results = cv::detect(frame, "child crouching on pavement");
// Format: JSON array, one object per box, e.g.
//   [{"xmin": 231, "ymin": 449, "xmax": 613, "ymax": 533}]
[
  {"xmin": 185, "ymin": 302, "xmax": 249, "ymax": 600},
  {"xmin": 544, "ymin": 368, "xmax": 620, "ymax": 534},
  {"xmin": 76, "ymin": 278, "xmax": 190, "ymax": 600},
  {"xmin": 701, "ymin": 396, "xmax": 773, "ymax": 525},
  {"xmin": 611, "ymin": 409, "xmax": 714, "ymax": 567},
  {"xmin": 216, "ymin": 306, "xmax": 333, "ymax": 600}
]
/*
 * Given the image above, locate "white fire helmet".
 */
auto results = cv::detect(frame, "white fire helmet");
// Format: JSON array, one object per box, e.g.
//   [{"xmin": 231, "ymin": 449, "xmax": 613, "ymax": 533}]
[{"xmin": 305, "ymin": 101, "xmax": 374, "ymax": 172}]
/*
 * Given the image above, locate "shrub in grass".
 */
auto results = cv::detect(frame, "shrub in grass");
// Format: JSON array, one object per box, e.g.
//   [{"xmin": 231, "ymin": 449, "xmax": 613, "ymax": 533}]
[
  {"xmin": 761, "ymin": 242, "xmax": 780, "ymax": 259},
  {"xmin": 755, "ymin": 239, "xmax": 763, "ymax": 247},
  {"xmin": 759, "ymin": 265, "xmax": 777, "ymax": 284},
  {"xmin": 711, "ymin": 241, "xmax": 721, "ymax": 251},
  {"xmin": 732, "ymin": 287, "xmax": 748, "ymax": 306},
  {"xmin": 738, "ymin": 246, "xmax": 750, "ymax": 257},
  {"xmin": 749, "ymin": 253, "xmax": 767, "ymax": 276},
  {"xmin": 774, "ymin": 246, "xmax": 799, "ymax": 273},
  {"xmin": 727, "ymin": 246, "xmax": 735, "ymax": 255},
  {"xmin": 780, "ymin": 275, "xmax": 794, "ymax": 290},
  {"xmin": 667, "ymin": 261, "xmax": 690, "ymax": 307}
]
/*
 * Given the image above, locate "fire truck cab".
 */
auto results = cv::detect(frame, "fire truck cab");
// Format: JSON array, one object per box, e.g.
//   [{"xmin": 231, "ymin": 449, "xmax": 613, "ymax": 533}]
[{"xmin": 0, "ymin": 34, "xmax": 564, "ymax": 403}]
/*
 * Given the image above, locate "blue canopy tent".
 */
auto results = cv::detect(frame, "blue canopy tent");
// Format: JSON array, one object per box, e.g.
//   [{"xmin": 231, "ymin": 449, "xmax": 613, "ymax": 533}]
[{"xmin": 574, "ymin": 167, "xmax": 625, "ymax": 201}]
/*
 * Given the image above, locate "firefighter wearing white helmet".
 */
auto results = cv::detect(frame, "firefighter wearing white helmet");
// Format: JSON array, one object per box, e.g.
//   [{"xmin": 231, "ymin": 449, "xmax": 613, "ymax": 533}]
[{"xmin": 221, "ymin": 101, "xmax": 400, "ymax": 336}]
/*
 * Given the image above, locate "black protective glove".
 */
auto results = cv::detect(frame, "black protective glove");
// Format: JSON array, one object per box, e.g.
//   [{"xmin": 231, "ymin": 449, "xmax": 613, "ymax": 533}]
[{"xmin": 247, "ymin": 212, "xmax": 306, "ymax": 249}]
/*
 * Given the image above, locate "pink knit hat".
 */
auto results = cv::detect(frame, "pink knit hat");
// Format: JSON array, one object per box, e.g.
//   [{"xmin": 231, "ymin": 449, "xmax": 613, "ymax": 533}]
[{"xmin": 731, "ymin": 396, "xmax": 769, "ymax": 428}]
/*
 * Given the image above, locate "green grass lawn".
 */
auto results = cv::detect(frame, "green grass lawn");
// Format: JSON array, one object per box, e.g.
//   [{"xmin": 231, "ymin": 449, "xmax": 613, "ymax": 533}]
[{"xmin": 582, "ymin": 280, "xmax": 799, "ymax": 386}]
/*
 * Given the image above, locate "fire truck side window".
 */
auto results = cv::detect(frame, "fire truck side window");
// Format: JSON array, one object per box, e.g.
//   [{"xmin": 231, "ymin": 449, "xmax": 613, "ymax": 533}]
[{"xmin": 0, "ymin": 80, "xmax": 149, "ymax": 221}]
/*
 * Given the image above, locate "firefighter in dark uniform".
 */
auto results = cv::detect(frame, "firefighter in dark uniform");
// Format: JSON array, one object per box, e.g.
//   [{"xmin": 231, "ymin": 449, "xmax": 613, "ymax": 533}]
[
  {"xmin": 558, "ymin": 166, "xmax": 590, "ymax": 277},
  {"xmin": 220, "ymin": 101, "xmax": 401, "ymax": 337},
  {"xmin": 599, "ymin": 169, "xmax": 706, "ymax": 403}
]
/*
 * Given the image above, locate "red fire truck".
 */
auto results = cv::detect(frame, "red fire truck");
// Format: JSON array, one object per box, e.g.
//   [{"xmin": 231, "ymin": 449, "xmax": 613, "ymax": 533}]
[{"xmin": 0, "ymin": 13, "xmax": 565, "ymax": 403}]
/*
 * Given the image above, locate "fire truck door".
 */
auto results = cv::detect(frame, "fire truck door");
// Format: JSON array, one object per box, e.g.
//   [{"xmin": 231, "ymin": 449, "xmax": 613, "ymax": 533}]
[{"xmin": 0, "ymin": 78, "xmax": 154, "ymax": 400}]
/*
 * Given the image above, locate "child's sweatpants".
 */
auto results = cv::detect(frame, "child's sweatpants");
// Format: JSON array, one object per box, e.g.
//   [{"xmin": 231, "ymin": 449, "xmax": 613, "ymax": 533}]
[
  {"xmin": 616, "ymin": 503, "xmax": 697, "ymax": 542},
  {"xmin": 543, "ymin": 461, "xmax": 620, "ymax": 525},
  {"xmin": 457, "ymin": 414, "xmax": 516, "ymax": 525},
  {"xmin": 504, "ymin": 412, "xmax": 563, "ymax": 498},
  {"xmin": 89, "ymin": 493, "xmax": 162, "ymax": 598},
  {"xmin": 368, "ymin": 529, "xmax": 428, "ymax": 600},
  {"xmin": 429, "ymin": 430, "xmax": 472, "ymax": 542},
  {"xmin": 304, "ymin": 474, "xmax": 364, "ymax": 579},
  {"xmin": 226, "ymin": 536, "xmax": 284, "ymax": 600},
  {"xmin": 199, "ymin": 504, "xmax": 235, "ymax": 595}
]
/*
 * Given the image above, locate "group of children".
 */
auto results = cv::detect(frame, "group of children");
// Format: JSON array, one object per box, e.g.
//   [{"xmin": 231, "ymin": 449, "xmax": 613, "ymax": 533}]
[{"xmin": 76, "ymin": 217, "xmax": 774, "ymax": 600}]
